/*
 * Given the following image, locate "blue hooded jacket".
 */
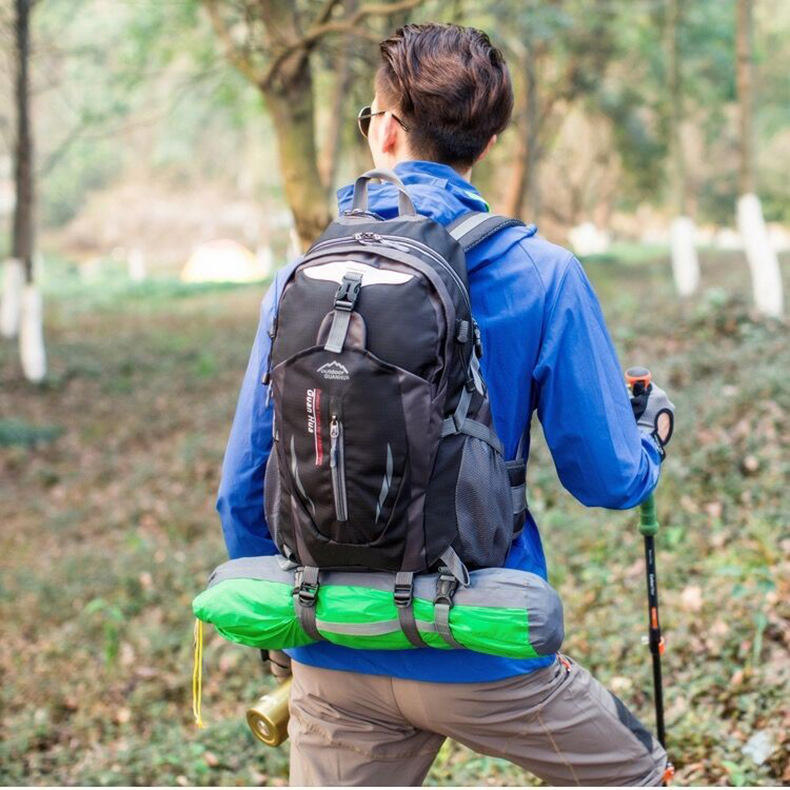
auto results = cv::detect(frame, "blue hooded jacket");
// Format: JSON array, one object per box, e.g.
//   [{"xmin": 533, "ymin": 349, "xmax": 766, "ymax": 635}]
[{"xmin": 216, "ymin": 160, "xmax": 662, "ymax": 683}]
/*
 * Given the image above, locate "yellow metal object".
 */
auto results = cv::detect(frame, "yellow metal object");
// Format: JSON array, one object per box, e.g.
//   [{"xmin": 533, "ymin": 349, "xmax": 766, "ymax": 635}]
[{"xmin": 246, "ymin": 679, "xmax": 292, "ymax": 747}]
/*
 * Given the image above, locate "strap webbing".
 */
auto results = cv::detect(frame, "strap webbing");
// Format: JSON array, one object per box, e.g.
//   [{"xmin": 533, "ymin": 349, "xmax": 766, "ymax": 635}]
[
  {"xmin": 434, "ymin": 598, "xmax": 464, "ymax": 649},
  {"xmin": 324, "ymin": 309, "xmax": 352, "ymax": 353},
  {"xmin": 511, "ymin": 483, "xmax": 527, "ymax": 515},
  {"xmin": 451, "ymin": 418, "xmax": 504, "ymax": 455},
  {"xmin": 324, "ymin": 271, "xmax": 362, "ymax": 354},
  {"xmin": 394, "ymin": 571, "xmax": 428, "ymax": 648},
  {"xmin": 294, "ymin": 565, "xmax": 324, "ymax": 642},
  {"xmin": 439, "ymin": 546, "xmax": 470, "ymax": 587},
  {"xmin": 448, "ymin": 212, "xmax": 526, "ymax": 252},
  {"xmin": 441, "ymin": 386, "xmax": 472, "ymax": 436},
  {"xmin": 469, "ymin": 353, "xmax": 486, "ymax": 395}
]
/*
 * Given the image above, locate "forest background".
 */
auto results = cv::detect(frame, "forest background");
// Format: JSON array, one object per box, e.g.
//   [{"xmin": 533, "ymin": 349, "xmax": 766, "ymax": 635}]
[{"xmin": 0, "ymin": 0, "xmax": 788, "ymax": 786}]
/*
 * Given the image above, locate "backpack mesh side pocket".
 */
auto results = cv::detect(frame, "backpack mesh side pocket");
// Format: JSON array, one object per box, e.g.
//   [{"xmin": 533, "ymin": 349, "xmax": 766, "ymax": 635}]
[{"xmin": 454, "ymin": 436, "xmax": 513, "ymax": 568}]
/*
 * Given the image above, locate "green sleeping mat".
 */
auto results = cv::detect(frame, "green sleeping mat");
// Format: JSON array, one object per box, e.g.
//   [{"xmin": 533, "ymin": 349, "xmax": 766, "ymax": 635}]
[{"xmin": 193, "ymin": 556, "xmax": 564, "ymax": 659}]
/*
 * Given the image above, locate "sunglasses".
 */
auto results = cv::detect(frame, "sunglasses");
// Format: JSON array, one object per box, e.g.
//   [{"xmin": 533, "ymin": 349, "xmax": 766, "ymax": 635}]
[{"xmin": 357, "ymin": 105, "xmax": 409, "ymax": 139}]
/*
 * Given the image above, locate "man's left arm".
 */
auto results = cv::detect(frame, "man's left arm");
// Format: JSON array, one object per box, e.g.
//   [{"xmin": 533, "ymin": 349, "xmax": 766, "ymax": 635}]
[{"xmin": 216, "ymin": 268, "xmax": 287, "ymax": 559}]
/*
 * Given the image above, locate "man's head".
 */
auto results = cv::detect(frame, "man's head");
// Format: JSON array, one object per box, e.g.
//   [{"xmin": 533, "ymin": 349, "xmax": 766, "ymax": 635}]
[{"xmin": 362, "ymin": 23, "xmax": 513, "ymax": 175}]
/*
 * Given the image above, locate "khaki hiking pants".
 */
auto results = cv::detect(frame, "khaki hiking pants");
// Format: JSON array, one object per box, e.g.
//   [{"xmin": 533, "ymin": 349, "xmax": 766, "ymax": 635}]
[{"xmin": 287, "ymin": 655, "xmax": 668, "ymax": 787}]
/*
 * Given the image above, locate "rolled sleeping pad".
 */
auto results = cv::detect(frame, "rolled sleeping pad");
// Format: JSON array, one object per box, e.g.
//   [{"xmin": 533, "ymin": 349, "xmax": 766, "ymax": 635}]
[{"xmin": 192, "ymin": 555, "xmax": 564, "ymax": 658}]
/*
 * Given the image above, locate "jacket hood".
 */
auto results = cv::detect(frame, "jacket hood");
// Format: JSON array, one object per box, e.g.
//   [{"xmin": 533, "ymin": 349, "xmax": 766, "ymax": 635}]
[{"xmin": 336, "ymin": 160, "xmax": 490, "ymax": 226}]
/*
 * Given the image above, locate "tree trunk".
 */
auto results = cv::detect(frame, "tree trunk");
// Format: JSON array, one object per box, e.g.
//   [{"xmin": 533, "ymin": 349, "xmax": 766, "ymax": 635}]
[
  {"xmin": 736, "ymin": 0, "xmax": 756, "ymax": 197},
  {"xmin": 502, "ymin": 48, "xmax": 539, "ymax": 220},
  {"xmin": 265, "ymin": 71, "xmax": 333, "ymax": 250},
  {"xmin": 257, "ymin": 1, "xmax": 332, "ymax": 251},
  {"xmin": 20, "ymin": 283, "xmax": 46, "ymax": 382},
  {"xmin": 318, "ymin": 33, "xmax": 355, "ymax": 194},
  {"xmin": 12, "ymin": 0, "xmax": 34, "ymax": 284},
  {"xmin": 12, "ymin": 0, "xmax": 46, "ymax": 380},
  {"xmin": 736, "ymin": 0, "xmax": 783, "ymax": 318},
  {"xmin": 1, "ymin": 258, "xmax": 25, "ymax": 338},
  {"xmin": 667, "ymin": 0, "xmax": 699, "ymax": 296}
]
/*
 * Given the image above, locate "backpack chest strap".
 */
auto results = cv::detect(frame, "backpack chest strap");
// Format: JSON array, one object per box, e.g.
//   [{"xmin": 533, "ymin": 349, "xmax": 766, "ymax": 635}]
[{"xmin": 324, "ymin": 270, "xmax": 363, "ymax": 353}]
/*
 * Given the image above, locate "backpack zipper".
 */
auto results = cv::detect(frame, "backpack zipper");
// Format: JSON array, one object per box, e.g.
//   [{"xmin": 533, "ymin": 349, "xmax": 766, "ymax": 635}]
[
  {"xmin": 379, "ymin": 235, "xmax": 472, "ymax": 315},
  {"xmin": 329, "ymin": 410, "xmax": 348, "ymax": 522},
  {"xmin": 305, "ymin": 234, "xmax": 472, "ymax": 315}
]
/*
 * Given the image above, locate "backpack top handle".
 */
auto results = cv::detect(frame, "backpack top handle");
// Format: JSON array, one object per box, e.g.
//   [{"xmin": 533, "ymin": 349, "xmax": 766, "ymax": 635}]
[{"xmin": 351, "ymin": 169, "xmax": 417, "ymax": 217}]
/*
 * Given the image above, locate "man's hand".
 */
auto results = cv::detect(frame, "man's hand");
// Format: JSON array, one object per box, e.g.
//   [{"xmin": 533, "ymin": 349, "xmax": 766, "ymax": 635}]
[
  {"xmin": 261, "ymin": 649, "xmax": 292, "ymax": 683},
  {"xmin": 630, "ymin": 382, "xmax": 675, "ymax": 456}
]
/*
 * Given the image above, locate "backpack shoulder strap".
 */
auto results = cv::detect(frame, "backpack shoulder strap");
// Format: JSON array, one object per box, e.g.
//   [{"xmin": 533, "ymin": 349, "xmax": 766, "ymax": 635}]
[{"xmin": 447, "ymin": 212, "xmax": 528, "ymax": 253}]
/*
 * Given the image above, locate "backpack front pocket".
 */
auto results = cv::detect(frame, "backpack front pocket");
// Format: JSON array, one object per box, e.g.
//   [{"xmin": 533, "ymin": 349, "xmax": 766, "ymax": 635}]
[{"xmin": 269, "ymin": 345, "xmax": 439, "ymax": 570}]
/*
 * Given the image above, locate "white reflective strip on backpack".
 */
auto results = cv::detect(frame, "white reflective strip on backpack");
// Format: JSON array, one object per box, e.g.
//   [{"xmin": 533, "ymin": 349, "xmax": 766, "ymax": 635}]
[{"xmin": 303, "ymin": 260, "xmax": 414, "ymax": 287}]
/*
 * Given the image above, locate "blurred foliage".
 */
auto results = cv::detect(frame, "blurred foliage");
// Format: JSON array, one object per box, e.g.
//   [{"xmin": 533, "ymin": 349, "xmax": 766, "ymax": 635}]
[
  {"xmin": 0, "ymin": 0, "xmax": 787, "ymax": 247},
  {"xmin": 1, "ymin": 247, "xmax": 788, "ymax": 785}
]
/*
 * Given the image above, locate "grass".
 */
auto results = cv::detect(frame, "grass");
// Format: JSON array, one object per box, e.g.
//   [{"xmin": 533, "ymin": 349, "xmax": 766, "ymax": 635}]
[{"xmin": 1, "ymin": 250, "xmax": 788, "ymax": 786}]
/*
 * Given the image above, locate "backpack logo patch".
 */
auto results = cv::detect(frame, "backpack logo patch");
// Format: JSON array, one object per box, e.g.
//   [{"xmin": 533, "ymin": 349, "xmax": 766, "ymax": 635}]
[{"xmin": 317, "ymin": 361, "xmax": 350, "ymax": 381}]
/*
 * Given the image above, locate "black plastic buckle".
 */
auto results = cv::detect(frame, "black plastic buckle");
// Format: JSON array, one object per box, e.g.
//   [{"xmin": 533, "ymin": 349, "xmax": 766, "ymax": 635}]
[
  {"xmin": 334, "ymin": 273, "xmax": 362, "ymax": 311},
  {"xmin": 394, "ymin": 581, "xmax": 413, "ymax": 609},
  {"xmin": 296, "ymin": 580, "xmax": 318, "ymax": 608},
  {"xmin": 434, "ymin": 572, "xmax": 458, "ymax": 607},
  {"xmin": 472, "ymin": 321, "xmax": 484, "ymax": 358}
]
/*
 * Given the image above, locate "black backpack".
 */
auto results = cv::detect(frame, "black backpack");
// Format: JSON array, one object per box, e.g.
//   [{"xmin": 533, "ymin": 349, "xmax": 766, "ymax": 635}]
[{"xmin": 262, "ymin": 170, "xmax": 528, "ymax": 643}]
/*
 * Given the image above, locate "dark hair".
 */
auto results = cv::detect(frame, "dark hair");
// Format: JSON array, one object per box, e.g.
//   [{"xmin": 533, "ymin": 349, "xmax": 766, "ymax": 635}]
[{"xmin": 377, "ymin": 23, "xmax": 513, "ymax": 169}]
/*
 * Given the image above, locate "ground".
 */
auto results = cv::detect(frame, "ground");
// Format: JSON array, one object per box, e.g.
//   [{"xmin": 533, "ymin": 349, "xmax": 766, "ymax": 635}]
[{"xmin": 1, "ymin": 248, "xmax": 788, "ymax": 786}]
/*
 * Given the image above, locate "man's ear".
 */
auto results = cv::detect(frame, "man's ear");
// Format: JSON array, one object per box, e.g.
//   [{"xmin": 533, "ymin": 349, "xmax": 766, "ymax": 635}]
[
  {"xmin": 476, "ymin": 134, "xmax": 498, "ymax": 164},
  {"xmin": 379, "ymin": 112, "xmax": 402, "ymax": 155}
]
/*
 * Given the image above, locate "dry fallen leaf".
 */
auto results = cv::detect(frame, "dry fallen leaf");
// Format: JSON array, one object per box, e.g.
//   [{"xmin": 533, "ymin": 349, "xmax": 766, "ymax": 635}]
[
  {"xmin": 680, "ymin": 585, "xmax": 703, "ymax": 612},
  {"xmin": 610, "ymin": 676, "xmax": 633, "ymax": 692},
  {"xmin": 204, "ymin": 751, "xmax": 219, "ymax": 768},
  {"xmin": 115, "ymin": 708, "xmax": 132, "ymax": 724}
]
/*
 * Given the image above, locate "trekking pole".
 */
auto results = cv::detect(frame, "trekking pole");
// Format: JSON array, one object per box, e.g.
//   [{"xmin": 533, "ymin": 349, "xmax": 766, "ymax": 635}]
[{"xmin": 625, "ymin": 368, "xmax": 667, "ymax": 749}]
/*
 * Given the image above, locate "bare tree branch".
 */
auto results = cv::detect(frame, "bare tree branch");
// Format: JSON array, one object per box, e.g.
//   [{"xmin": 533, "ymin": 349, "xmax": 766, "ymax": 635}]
[
  {"xmin": 205, "ymin": 0, "xmax": 263, "ymax": 85},
  {"xmin": 260, "ymin": 0, "xmax": 421, "ymax": 89},
  {"xmin": 312, "ymin": 0, "xmax": 346, "ymax": 29}
]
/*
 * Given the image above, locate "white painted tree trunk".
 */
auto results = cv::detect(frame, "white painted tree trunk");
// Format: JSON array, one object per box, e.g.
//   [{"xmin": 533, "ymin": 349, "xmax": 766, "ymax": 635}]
[
  {"xmin": 256, "ymin": 245, "xmax": 273, "ymax": 279},
  {"xmin": 670, "ymin": 216, "xmax": 700, "ymax": 297},
  {"xmin": 1, "ymin": 258, "xmax": 25, "ymax": 338},
  {"xmin": 737, "ymin": 193, "xmax": 784, "ymax": 318},
  {"xmin": 287, "ymin": 227, "xmax": 302, "ymax": 261},
  {"xmin": 128, "ymin": 247, "xmax": 146, "ymax": 282},
  {"xmin": 20, "ymin": 283, "xmax": 46, "ymax": 382}
]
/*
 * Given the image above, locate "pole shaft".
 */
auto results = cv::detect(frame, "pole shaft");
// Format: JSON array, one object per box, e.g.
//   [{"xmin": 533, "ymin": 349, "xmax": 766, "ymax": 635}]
[{"xmin": 642, "ymin": 531, "xmax": 666, "ymax": 747}]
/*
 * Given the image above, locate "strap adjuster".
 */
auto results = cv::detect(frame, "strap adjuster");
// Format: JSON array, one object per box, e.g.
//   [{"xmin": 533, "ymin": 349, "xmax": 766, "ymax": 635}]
[
  {"xmin": 297, "ymin": 582, "xmax": 318, "ymax": 607},
  {"xmin": 394, "ymin": 581, "xmax": 413, "ymax": 608},
  {"xmin": 472, "ymin": 321, "xmax": 483, "ymax": 358},
  {"xmin": 295, "ymin": 573, "xmax": 319, "ymax": 608}
]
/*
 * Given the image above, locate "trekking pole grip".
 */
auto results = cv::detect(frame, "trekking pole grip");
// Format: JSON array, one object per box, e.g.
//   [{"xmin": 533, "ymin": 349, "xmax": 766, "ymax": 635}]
[
  {"xmin": 625, "ymin": 367, "xmax": 661, "ymax": 536},
  {"xmin": 639, "ymin": 493, "xmax": 659, "ymax": 536}
]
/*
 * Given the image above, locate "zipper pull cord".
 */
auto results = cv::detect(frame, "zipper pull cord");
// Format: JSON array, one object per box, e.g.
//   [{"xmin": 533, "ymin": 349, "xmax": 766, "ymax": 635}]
[{"xmin": 192, "ymin": 618, "xmax": 205, "ymax": 729}]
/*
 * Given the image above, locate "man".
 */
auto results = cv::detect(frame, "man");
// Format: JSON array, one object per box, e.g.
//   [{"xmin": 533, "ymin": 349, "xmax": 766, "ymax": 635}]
[{"xmin": 218, "ymin": 23, "xmax": 675, "ymax": 787}]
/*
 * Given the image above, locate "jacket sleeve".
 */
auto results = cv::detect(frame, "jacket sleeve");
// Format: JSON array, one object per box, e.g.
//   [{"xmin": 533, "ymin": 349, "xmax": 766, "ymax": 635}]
[
  {"xmin": 532, "ymin": 255, "xmax": 662, "ymax": 509},
  {"xmin": 216, "ymin": 276, "xmax": 280, "ymax": 559}
]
